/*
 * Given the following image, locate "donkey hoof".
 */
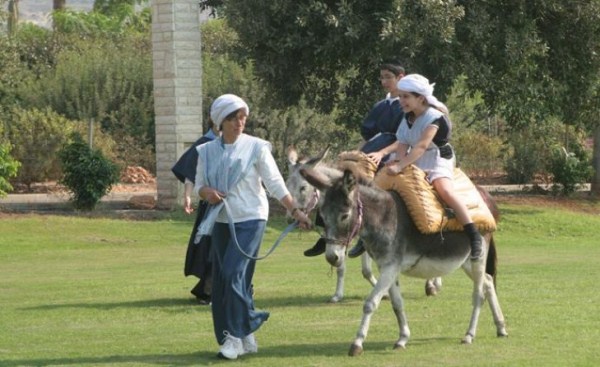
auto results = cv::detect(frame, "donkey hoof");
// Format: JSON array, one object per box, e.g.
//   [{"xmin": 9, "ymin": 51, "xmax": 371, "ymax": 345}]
[
  {"xmin": 497, "ymin": 329, "xmax": 508, "ymax": 338},
  {"xmin": 425, "ymin": 287, "xmax": 437, "ymax": 296},
  {"xmin": 461, "ymin": 335, "xmax": 473, "ymax": 344},
  {"xmin": 329, "ymin": 295, "xmax": 342, "ymax": 303},
  {"xmin": 393, "ymin": 342, "xmax": 407, "ymax": 350},
  {"xmin": 348, "ymin": 343, "xmax": 363, "ymax": 356}
]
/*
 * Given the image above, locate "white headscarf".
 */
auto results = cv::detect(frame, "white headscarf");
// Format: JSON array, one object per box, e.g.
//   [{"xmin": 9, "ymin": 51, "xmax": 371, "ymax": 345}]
[
  {"xmin": 210, "ymin": 94, "xmax": 249, "ymax": 129},
  {"xmin": 397, "ymin": 74, "xmax": 448, "ymax": 114}
]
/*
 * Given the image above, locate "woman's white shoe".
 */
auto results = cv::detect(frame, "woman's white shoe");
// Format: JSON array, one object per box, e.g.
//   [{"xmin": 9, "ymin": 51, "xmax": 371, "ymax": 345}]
[
  {"xmin": 218, "ymin": 332, "xmax": 244, "ymax": 360},
  {"xmin": 242, "ymin": 333, "xmax": 258, "ymax": 354}
]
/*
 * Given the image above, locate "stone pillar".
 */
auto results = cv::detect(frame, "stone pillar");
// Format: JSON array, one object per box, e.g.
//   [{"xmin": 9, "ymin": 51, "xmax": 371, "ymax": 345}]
[{"xmin": 152, "ymin": 0, "xmax": 202, "ymax": 209}]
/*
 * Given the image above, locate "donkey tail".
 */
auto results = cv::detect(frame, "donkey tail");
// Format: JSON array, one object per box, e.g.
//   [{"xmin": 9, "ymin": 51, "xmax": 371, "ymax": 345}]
[{"xmin": 485, "ymin": 235, "xmax": 498, "ymax": 287}]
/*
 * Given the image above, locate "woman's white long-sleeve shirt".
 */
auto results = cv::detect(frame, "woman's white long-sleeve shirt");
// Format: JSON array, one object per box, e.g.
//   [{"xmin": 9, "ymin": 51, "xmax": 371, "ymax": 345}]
[{"xmin": 194, "ymin": 142, "xmax": 290, "ymax": 223}]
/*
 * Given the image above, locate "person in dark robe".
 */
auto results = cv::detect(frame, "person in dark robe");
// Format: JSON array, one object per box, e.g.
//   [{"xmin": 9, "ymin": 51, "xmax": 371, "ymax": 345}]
[
  {"xmin": 303, "ymin": 59, "xmax": 406, "ymax": 257},
  {"xmin": 171, "ymin": 120, "xmax": 219, "ymax": 304}
]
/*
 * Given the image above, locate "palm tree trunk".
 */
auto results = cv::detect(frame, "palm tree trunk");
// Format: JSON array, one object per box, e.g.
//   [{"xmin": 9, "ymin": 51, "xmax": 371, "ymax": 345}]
[
  {"xmin": 8, "ymin": 0, "xmax": 19, "ymax": 35},
  {"xmin": 591, "ymin": 125, "xmax": 600, "ymax": 196},
  {"xmin": 53, "ymin": 0, "xmax": 66, "ymax": 11}
]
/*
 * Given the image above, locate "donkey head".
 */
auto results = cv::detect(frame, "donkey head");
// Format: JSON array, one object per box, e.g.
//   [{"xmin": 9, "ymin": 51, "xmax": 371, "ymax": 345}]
[
  {"xmin": 285, "ymin": 145, "xmax": 330, "ymax": 213},
  {"xmin": 302, "ymin": 168, "xmax": 361, "ymax": 266}
]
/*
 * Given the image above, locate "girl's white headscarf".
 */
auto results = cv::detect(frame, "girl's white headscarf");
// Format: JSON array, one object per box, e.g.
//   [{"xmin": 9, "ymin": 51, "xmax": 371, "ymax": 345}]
[
  {"xmin": 210, "ymin": 94, "xmax": 249, "ymax": 129},
  {"xmin": 397, "ymin": 74, "xmax": 448, "ymax": 114}
]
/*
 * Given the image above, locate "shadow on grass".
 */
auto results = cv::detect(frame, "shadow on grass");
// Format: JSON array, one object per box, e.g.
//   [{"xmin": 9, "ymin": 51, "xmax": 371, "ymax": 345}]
[
  {"xmin": 20, "ymin": 297, "xmax": 212, "ymax": 311},
  {"xmin": 0, "ymin": 352, "xmax": 202, "ymax": 367},
  {"xmin": 22, "ymin": 292, "xmax": 426, "ymax": 312},
  {"xmin": 0, "ymin": 338, "xmax": 460, "ymax": 366}
]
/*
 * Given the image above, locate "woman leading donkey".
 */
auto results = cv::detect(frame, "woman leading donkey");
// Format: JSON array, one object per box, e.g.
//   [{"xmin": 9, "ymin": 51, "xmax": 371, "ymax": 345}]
[{"xmin": 194, "ymin": 94, "xmax": 311, "ymax": 360}]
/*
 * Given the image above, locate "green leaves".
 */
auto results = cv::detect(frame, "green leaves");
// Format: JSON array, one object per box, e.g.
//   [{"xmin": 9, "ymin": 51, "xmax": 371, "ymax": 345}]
[
  {"xmin": 0, "ymin": 143, "xmax": 20, "ymax": 197},
  {"xmin": 59, "ymin": 132, "xmax": 120, "ymax": 211}
]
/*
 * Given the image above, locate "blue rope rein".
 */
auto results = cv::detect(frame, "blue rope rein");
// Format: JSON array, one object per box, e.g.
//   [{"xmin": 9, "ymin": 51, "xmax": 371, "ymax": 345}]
[{"xmin": 222, "ymin": 199, "xmax": 299, "ymax": 261}]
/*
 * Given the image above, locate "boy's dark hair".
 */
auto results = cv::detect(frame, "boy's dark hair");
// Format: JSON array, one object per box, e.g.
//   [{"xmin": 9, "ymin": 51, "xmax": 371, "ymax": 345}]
[{"xmin": 380, "ymin": 59, "xmax": 405, "ymax": 76}]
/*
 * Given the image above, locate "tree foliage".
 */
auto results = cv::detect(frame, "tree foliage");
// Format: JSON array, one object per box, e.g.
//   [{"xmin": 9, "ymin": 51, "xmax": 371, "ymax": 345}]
[
  {"xmin": 220, "ymin": 0, "xmax": 600, "ymax": 189},
  {"xmin": 0, "ymin": 143, "xmax": 20, "ymax": 197},
  {"xmin": 200, "ymin": 19, "xmax": 358, "ymax": 168},
  {"xmin": 1, "ymin": 107, "xmax": 75, "ymax": 186},
  {"xmin": 219, "ymin": 0, "xmax": 464, "ymax": 125},
  {"xmin": 455, "ymin": 0, "xmax": 600, "ymax": 129}
]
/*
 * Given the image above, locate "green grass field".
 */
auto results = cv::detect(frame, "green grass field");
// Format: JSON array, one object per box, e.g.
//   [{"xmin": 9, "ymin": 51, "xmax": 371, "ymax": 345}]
[{"xmin": 1, "ymin": 203, "xmax": 599, "ymax": 366}]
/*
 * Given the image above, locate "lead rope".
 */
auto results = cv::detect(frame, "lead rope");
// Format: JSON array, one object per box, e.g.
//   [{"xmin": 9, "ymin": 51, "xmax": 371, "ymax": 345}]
[{"xmin": 223, "ymin": 199, "xmax": 299, "ymax": 261}]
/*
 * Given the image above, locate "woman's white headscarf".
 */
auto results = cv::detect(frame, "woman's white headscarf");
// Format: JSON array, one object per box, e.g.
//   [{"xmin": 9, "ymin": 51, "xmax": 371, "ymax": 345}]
[
  {"xmin": 397, "ymin": 74, "xmax": 448, "ymax": 114},
  {"xmin": 210, "ymin": 94, "xmax": 249, "ymax": 129}
]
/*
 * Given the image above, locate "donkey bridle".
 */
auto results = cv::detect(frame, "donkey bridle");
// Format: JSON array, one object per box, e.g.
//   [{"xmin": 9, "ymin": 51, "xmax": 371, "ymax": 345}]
[{"xmin": 322, "ymin": 190, "xmax": 363, "ymax": 248}]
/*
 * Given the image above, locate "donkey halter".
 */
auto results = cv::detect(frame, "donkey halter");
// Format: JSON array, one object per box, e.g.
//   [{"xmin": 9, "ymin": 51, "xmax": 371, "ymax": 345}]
[{"xmin": 322, "ymin": 190, "xmax": 363, "ymax": 248}]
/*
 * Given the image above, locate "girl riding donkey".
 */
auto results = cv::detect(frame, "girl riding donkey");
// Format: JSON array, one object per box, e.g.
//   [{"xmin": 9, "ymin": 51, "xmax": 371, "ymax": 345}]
[{"xmin": 365, "ymin": 74, "xmax": 484, "ymax": 261}]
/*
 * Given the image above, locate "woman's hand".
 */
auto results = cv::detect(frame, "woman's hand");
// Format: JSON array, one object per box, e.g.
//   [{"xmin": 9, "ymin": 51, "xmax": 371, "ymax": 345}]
[
  {"xmin": 203, "ymin": 188, "xmax": 226, "ymax": 205},
  {"xmin": 184, "ymin": 195, "xmax": 194, "ymax": 214},
  {"xmin": 291, "ymin": 208, "xmax": 312, "ymax": 230}
]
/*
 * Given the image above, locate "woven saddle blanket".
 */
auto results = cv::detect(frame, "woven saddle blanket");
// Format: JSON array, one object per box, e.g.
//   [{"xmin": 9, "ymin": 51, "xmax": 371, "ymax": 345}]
[
  {"xmin": 336, "ymin": 150, "xmax": 378, "ymax": 179},
  {"xmin": 374, "ymin": 165, "xmax": 496, "ymax": 234}
]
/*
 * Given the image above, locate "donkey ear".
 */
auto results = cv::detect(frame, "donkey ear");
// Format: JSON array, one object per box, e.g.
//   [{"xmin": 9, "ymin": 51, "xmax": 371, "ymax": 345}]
[
  {"xmin": 342, "ymin": 169, "xmax": 356, "ymax": 193},
  {"xmin": 304, "ymin": 145, "xmax": 330, "ymax": 168},
  {"xmin": 317, "ymin": 145, "xmax": 331, "ymax": 161},
  {"xmin": 300, "ymin": 167, "xmax": 331, "ymax": 191},
  {"xmin": 286, "ymin": 145, "xmax": 298, "ymax": 165}
]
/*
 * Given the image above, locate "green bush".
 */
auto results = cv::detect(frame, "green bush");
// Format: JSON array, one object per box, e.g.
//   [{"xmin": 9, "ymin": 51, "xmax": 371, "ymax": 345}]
[
  {"xmin": 453, "ymin": 131, "xmax": 504, "ymax": 179},
  {"xmin": 504, "ymin": 130, "xmax": 544, "ymax": 184},
  {"xmin": 548, "ymin": 146, "xmax": 592, "ymax": 196},
  {"xmin": 0, "ymin": 142, "xmax": 20, "ymax": 197},
  {"xmin": 503, "ymin": 119, "xmax": 593, "ymax": 185},
  {"xmin": 59, "ymin": 133, "xmax": 120, "ymax": 211},
  {"xmin": 20, "ymin": 37, "xmax": 154, "ymax": 171},
  {"xmin": 2, "ymin": 107, "xmax": 76, "ymax": 187}
]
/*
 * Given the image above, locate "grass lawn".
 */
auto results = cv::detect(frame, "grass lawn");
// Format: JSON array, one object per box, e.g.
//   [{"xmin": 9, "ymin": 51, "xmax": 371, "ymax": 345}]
[{"xmin": 1, "ymin": 203, "xmax": 599, "ymax": 366}]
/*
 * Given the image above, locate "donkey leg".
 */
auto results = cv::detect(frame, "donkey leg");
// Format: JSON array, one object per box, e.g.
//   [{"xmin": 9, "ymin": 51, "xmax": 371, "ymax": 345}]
[
  {"xmin": 349, "ymin": 265, "xmax": 399, "ymax": 356},
  {"xmin": 331, "ymin": 260, "xmax": 345, "ymax": 303},
  {"xmin": 461, "ymin": 257, "xmax": 487, "ymax": 344},
  {"xmin": 388, "ymin": 280, "xmax": 410, "ymax": 349},
  {"xmin": 361, "ymin": 253, "xmax": 391, "ymax": 300},
  {"xmin": 361, "ymin": 253, "xmax": 378, "ymax": 286},
  {"xmin": 425, "ymin": 277, "xmax": 443, "ymax": 296},
  {"xmin": 483, "ymin": 273, "xmax": 508, "ymax": 337}
]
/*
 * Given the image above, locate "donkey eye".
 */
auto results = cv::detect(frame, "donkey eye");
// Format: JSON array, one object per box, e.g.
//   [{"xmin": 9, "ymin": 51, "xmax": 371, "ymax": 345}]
[
  {"xmin": 340, "ymin": 213, "xmax": 349, "ymax": 222},
  {"xmin": 299, "ymin": 186, "xmax": 307, "ymax": 193}
]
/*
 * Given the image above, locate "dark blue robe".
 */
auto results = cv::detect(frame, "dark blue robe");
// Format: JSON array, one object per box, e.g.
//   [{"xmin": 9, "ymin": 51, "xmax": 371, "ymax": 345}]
[
  {"xmin": 171, "ymin": 132, "xmax": 216, "ymax": 281},
  {"xmin": 360, "ymin": 98, "xmax": 404, "ymax": 166}
]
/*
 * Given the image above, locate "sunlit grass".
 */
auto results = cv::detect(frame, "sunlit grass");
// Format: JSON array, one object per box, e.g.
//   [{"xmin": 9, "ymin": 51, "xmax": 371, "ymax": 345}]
[{"xmin": 1, "ymin": 204, "xmax": 599, "ymax": 366}]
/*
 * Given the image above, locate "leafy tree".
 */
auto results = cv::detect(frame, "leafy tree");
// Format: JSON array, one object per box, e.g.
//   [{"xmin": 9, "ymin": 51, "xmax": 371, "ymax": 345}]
[
  {"xmin": 217, "ymin": 0, "xmax": 464, "ymax": 127},
  {"xmin": 200, "ymin": 19, "xmax": 356, "ymax": 167},
  {"xmin": 454, "ymin": 0, "xmax": 600, "ymax": 191},
  {"xmin": 220, "ymin": 0, "xmax": 600, "ymax": 188}
]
